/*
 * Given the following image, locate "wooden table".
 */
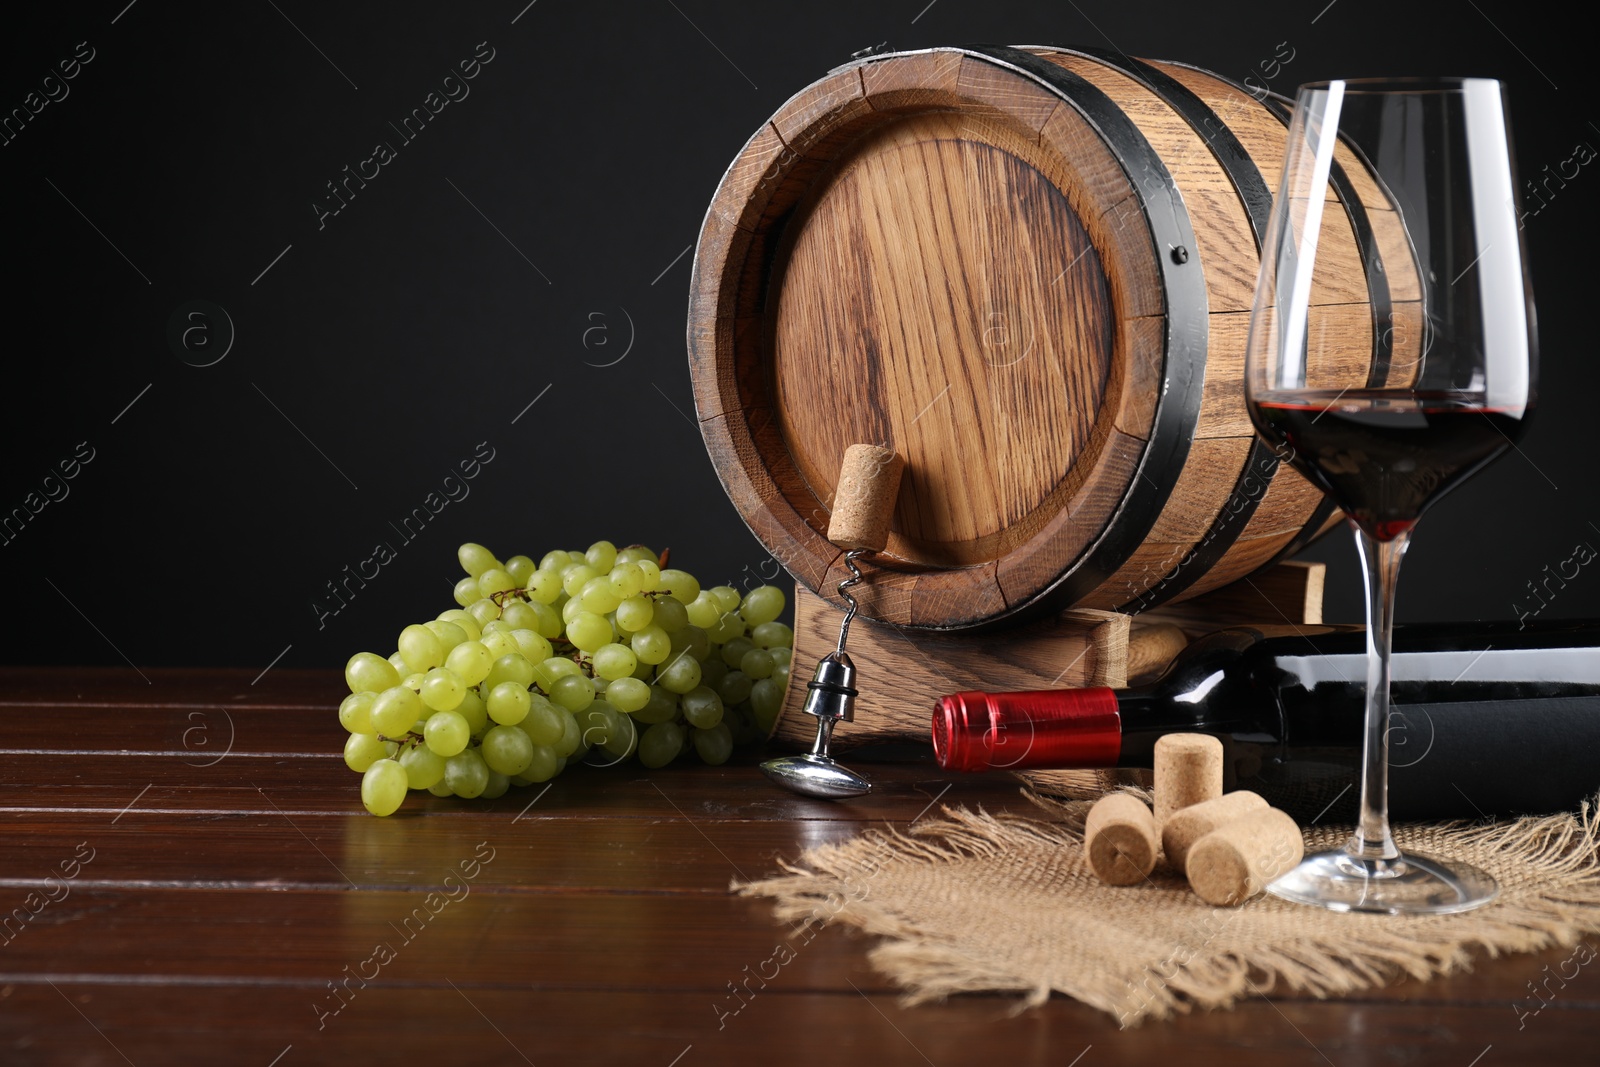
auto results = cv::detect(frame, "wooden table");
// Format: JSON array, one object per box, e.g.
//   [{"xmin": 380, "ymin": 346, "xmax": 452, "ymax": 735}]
[{"xmin": 1, "ymin": 668, "xmax": 1591, "ymax": 1065}]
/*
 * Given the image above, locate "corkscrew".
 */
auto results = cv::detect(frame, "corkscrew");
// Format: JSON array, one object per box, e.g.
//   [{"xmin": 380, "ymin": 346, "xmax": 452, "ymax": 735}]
[{"xmin": 760, "ymin": 445, "xmax": 904, "ymax": 800}]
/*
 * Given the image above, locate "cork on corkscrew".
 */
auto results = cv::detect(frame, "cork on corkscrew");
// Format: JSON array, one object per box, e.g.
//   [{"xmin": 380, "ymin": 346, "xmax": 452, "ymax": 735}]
[{"xmin": 760, "ymin": 444, "xmax": 904, "ymax": 799}]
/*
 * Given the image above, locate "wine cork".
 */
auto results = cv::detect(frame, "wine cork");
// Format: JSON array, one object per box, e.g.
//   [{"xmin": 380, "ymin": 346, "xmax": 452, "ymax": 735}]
[
  {"xmin": 1083, "ymin": 792, "xmax": 1160, "ymax": 886},
  {"xmin": 1153, "ymin": 733, "xmax": 1223, "ymax": 827},
  {"xmin": 1161, "ymin": 790, "xmax": 1269, "ymax": 874},
  {"xmin": 1186, "ymin": 807, "xmax": 1305, "ymax": 906},
  {"xmin": 827, "ymin": 445, "xmax": 905, "ymax": 552}
]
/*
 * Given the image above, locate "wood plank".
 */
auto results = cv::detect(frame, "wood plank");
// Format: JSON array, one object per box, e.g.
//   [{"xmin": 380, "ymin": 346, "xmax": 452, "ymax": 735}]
[
  {"xmin": 4, "ymin": 980, "xmax": 1594, "ymax": 1067},
  {"xmin": 2, "ymin": 885, "xmax": 1592, "ymax": 1012},
  {"xmin": 0, "ymin": 750, "xmax": 1026, "ymax": 823},
  {"xmin": 0, "ymin": 814, "xmax": 874, "ymax": 895}
]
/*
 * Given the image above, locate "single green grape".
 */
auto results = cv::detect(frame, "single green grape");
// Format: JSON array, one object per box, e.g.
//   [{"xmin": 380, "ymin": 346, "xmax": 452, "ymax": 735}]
[
  {"xmin": 344, "ymin": 733, "xmax": 396, "ymax": 772},
  {"xmin": 482, "ymin": 724, "xmax": 535, "ymax": 776},
  {"xmin": 444, "ymin": 749, "xmax": 490, "ymax": 798},
  {"xmin": 656, "ymin": 568, "xmax": 701, "ymax": 604},
  {"xmin": 580, "ymin": 576, "xmax": 624, "ymax": 615},
  {"xmin": 614, "ymin": 544, "xmax": 654, "ymax": 565},
  {"xmin": 709, "ymin": 586, "xmax": 742, "ymax": 614},
  {"xmin": 519, "ymin": 694, "xmax": 566, "ymax": 746},
  {"xmin": 693, "ymin": 722, "xmax": 734, "ymax": 765},
  {"xmin": 423, "ymin": 710, "xmax": 471, "ymax": 757},
  {"xmin": 769, "ymin": 647, "xmax": 792, "ymax": 667},
  {"xmin": 716, "ymin": 670, "xmax": 753, "ymax": 707},
  {"xmin": 399, "ymin": 744, "xmax": 447, "ymax": 790},
  {"xmin": 481, "ymin": 771, "xmax": 511, "ymax": 800},
  {"xmin": 751, "ymin": 621, "xmax": 794, "ymax": 650},
  {"xmin": 427, "ymin": 780, "xmax": 455, "ymax": 798},
  {"xmin": 550, "ymin": 673, "xmax": 596, "ymax": 713},
  {"xmin": 458, "ymin": 542, "xmax": 499, "ymax": 578},
  {"xmin": 651, "ymin": 597, "xmax": 689, "ymax": 633},
  {"xmin": 637, "ymin": 721, "xmax": 683, "ymax": 768},
  {"xmin": 498, "ymin": 600, "xmax": 537, "ymax": 630},
  {"xmin": 586, "ymin": 540, "xmax": 618, "ymax": 572},
  {"xmin": 566, "ymin": 611, "xmax": 613, "ymax": 653},
  {"xmin": 485, "ymin": 652, "xmax": 535, "ymax": 692},
  {"xmin": 657, "ymin": 652, "xmax": 703, "ymax": 695},
  {"xmin": 339, "ymin": 691, "xmax": 377, "ymax": 734},
  {"xmin": 486, "ymin": 682, "xmax": 532, "ymax": 725},
  {"xmin": 681, "ymin": 685, "xmax": 724, "ymax": 729},
  {"xmin": 684, "ymin": 593, "xmax": 721, "ymax": 629},
  {"xmin": 505, "ymin": 555, "xmax": 537, "ymax": 586},
  {"xmin": 741, "ymin": 585, "xmax": 786, "ymax": 626},
  {"xmin": 397, "ymin": 624, "xmax": 444, "ymax": 674},
  {"xmin": 631, "ymin": 624, "xmax": 671, "ymax": 665},
  {"xmin": 740, "ymin": 648, "xmax": 775, "ymax": 680},
  {"xmin": 361, "ymin": 759, "xmax": 409, "ymax": 816},
  {"xmin": 527, "ymin": 568, "xmax": 564, "ymax": 604},
  {"xmin": 345, "ymin": 652, "xmax": 400, "ymax": 695},
  {"xmin": 772, "ymin": 663, "xmax": 791, "ymax": 691},
  {"xmin": 592, "ymin": 643, "xmax": 638, "ymax": 681},
  {"xmin": 539, "ymin": 550, "xmax": 570, "ymax": 571},
  {"xmin": 608, "ymin": 562, "xmax": 644, "ymax": 599},
  {"xmin": 477, "ymin": 568, "xmax": 517, "ymax": 599},
  {"xmin": 615, "ymin": 595, "xmax": 654, "ymax": 632},
  {"xmin": 444, "ymin": 640, "xmax": 494, "ymax": 687},
  {"xmin": 371, "ymin": 686, "xmax": 424, "ymax": 737},
  {"xmin": 453, "ymin": 576, "xmax": 483, "ymax": 608},
  {"xmin": 604, "ymin": 676, "xmax": 650, "ymax": 714}
]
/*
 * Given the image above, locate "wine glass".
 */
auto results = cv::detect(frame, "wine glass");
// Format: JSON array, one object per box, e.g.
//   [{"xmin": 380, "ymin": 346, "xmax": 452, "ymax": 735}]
[{"xmin": 1245, "ymin": 78, "xmax": 1536, "ymax": 914}]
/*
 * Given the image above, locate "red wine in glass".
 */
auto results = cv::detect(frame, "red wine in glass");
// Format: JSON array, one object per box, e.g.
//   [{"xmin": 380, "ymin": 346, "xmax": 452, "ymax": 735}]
[{"xmin": 1252, "ymin": 390, "xmax": 1528, "ymax": 541}]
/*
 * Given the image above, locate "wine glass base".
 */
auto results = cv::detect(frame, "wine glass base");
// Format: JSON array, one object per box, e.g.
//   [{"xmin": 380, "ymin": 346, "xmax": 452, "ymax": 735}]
[{"xmin": 1266, "ymin": 848, "xmax": 1499, "ymax": 915}]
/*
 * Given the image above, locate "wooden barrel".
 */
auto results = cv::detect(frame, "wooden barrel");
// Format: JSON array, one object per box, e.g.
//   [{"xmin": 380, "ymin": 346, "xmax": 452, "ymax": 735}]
[{"xmin": 688, "ymin": 46, "xmax": 1422, "ymax": 630}]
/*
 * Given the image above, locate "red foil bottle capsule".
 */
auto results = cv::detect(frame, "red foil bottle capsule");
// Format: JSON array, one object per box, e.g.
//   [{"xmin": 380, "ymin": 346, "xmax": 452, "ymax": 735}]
[{"xmin": 932, "ymin": 688, "xmax": 1122, "ymax": 771}]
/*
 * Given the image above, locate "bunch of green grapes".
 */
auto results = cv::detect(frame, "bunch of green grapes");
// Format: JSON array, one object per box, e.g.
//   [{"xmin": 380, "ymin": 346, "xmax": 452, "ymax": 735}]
[{"xmin": 339, "ymin": 541, "xmax": 794, "ymax": 816}]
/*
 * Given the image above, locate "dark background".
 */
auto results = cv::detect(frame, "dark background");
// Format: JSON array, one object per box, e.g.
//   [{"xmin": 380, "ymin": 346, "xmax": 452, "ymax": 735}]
[{"xmin": 2, "ymin": 0, "xmax": 1595, "ymax": 673}]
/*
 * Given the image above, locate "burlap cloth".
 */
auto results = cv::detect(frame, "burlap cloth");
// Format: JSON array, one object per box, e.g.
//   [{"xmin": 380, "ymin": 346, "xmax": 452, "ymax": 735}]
[{"xmin": 734, "ymin": 788, "xmax": 1600, "ymax": 1026}]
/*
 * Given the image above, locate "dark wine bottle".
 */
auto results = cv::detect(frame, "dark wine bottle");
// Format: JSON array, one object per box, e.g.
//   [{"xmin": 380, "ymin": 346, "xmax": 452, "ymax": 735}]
[{"xmin": 932, "ymin": 619, "xmax": 1600, "ymax": 822}]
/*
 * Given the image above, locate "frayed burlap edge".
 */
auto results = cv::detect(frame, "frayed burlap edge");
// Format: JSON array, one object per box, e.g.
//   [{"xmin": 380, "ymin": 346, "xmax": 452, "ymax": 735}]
[{"xmin": 733, "ymin": 795, "xmax": 1600, "ymax": 1026}]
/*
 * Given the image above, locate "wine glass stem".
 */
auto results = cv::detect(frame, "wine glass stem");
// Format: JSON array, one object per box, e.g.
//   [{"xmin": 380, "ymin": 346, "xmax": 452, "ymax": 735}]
[{"xmin": 1351, "ymin": 526, "xmax": 1409, "ymax": 863}]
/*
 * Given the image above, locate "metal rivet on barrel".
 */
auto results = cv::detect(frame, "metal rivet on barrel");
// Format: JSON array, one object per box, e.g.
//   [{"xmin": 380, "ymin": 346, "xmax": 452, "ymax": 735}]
[{"xmin": 1171, "ymin": 245, "xmax": 1189, "ymax": 264}]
